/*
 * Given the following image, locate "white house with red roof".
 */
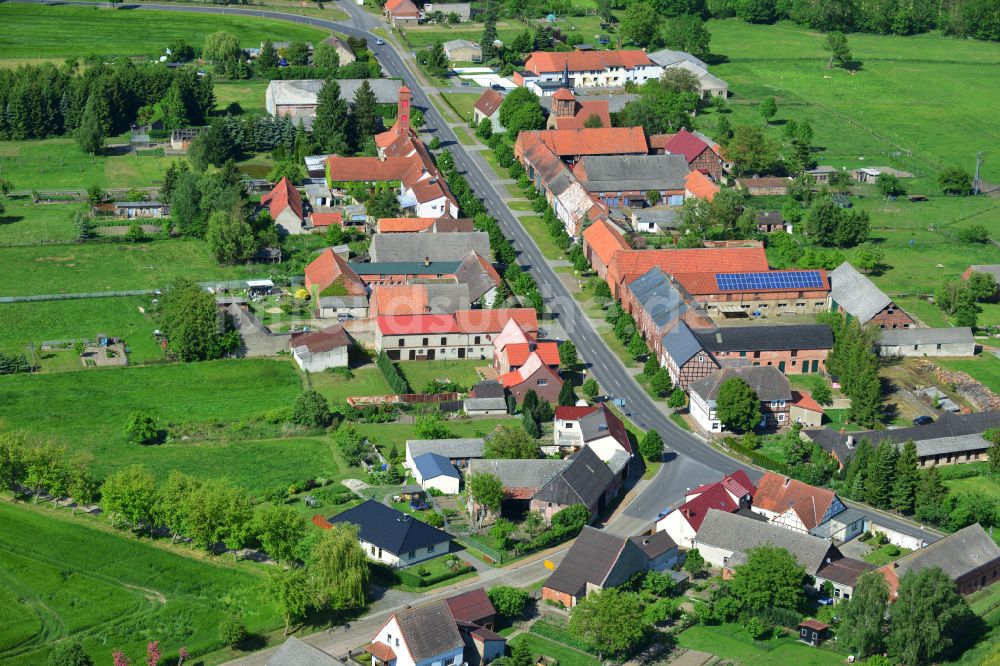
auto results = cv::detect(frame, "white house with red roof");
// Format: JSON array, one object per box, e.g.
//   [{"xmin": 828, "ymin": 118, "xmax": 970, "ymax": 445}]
[
  {"xmin": 375, "ymin": 309, "xmax": 538, "ymax": 361},
  {"xmin": 491, "ymin": 318, "xmax": 559, "ymax": 374},
  {"xmin": 261, "ymin": 177, "xmax": 305, "ymax": 235},
  {"xmin": 552, "ymin": 403, "xmax": 634, "ymax": 478},
  {"xmin": 751, "ymin": 471, "xmax": 865, "ymax": 542},
  {"xmin": 514, "ymin": 50, "xmax": 663, "ymax": 93},
  {"xmin": 655, "ymin": 471, "xmax": 757, "ymax": 548},
  {"xmin": 498, "ymin": 352, "xmax": 563, "ymax": 404}
]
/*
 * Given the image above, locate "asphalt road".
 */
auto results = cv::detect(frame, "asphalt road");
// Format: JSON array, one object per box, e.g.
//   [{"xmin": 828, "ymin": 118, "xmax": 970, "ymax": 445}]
[{"xmin": 23, "ymin": 0, "xmax": 940, "ymax": 541}]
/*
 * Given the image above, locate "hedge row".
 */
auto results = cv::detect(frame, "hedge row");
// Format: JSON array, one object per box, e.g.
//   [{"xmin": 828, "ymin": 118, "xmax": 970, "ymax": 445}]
[
  {"xmin": 724, "ymin": 438, "xmax": 790, "ymax": 475},
  {"xmin": 376, "ymin": 351, "xmax": 411, "ymax": 394},
  {"xmin": 397, "ymin": 564, "xmax": 473, "ymax": 588}
]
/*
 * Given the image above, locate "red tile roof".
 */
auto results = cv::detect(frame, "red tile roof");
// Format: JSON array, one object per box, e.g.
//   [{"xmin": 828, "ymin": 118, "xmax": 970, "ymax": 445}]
[
  {"xmin": 610, "ymin": 247, "xmax": 769, "ymax": 287},
  {"xmin": 677, "ymin": 483, "xmax": 739, "ymax": 531},
  {"xmin": 455, "ymin": 308, "xmax": 538, "ymax": 335},
  {"xmin": 720, "ymin": 470, "xmax": 757, "ymax": 500},
  {"xmin": 261, "ymin": 177, "xmax": 303, "ymax": 221},
  {"xmin": 326, "ymin": 156, "xmax": 413, "ymax": 182},
  {"xmin": 365, "ymin": 642, "xmax": 397, "ymax": 662},
  {"xmin": 524, "ymin": 50, "xmax": 653, "ymax": 75},
  {"xmin": 291, "ymin": 325, "xmax": 351, "ymax": 352},
  {"xmin": 554, "ymin": 100, "xmax": 612, "ymax": 130},
  {"xmin": 663, "ymin": 129, "xmax": 713, "ymax": 163},
  {"xmin": 582, "ymin": 219, "xmax": 630, "ymax": 268},
  {"xmin": 792, "ymin": 390, "xmax": 825, "ymax": 413},
  {"xmin": 371, "ymin": 285, "xmax": 430, "ymax": 316},
  {"xmin": 684, "ymin": 170, "xmax": 719, "ymax": 201},
  {"xmin": 304, "ymin": 249, "xmax": 366, "ymax": 296},
  {"xmin": 310, "ymin": 212, "xmax": 343, "ymax": 227},
  {"xmin": 648, "ymin": 133, "xmax": 674, "ymax": 151},
  {"xmin": 499, "ymin": 352, "xmax": 561, "ymax": 389},
  {"xmin": 552, "ymin": 87, "xmax": 576, "ymax": 101},
  {"xmin": 505, "ymin": 341, "xmax": 560, "ymax": 367},
  {"xmin": 555, "ymin": 405, "xmax": 600, "ymax": 420},
  {"xmin": 377, "ymin": 217, "xmax": 438, "ymax": 233},
  {"xmin": 525, "ymin": 127, "xmax": 648, "ymax": 158},
  {"xmin": 753, "ymin": 471, "xmax": 837, "ymax": 531},
  {"xmin": 376, "ymin": 314, "xmax": 459, "ymax": 335},
  {"xmin": 445, "ymin": 588, "xmax": 495, "ymax": 624},
  {"xmin": 384, "ymin": 0, "xmax": 418, "ymax": 15},
  {"xmin": 474, "ymin": 89, "xmax": 504, "ymax": 117}
]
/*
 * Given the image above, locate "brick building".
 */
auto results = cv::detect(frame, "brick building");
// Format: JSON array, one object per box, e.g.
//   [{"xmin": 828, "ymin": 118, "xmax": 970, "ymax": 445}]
[
  {"xmin": 829, "ymin": 262, "xmax": 914, "ymax": 329},
  {"xmin": 581, "ymin": 219, "xmax": 631, "ymax": 280},
  {"xmin": 606, "ymin": 246, "xmax": 769, "ymax": 300},
  {"xmin": 673, "ymin": 269, "xmax": 831, "ymax": 320}
]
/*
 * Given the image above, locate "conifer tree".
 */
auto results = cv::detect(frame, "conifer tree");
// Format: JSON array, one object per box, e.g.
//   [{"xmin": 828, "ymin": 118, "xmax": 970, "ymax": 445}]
[
  {"xmin": 312, "ymin": 79, "xmax": 349, "ymax": 154},
  {"xmin": 891, "ymin": 440, "xmax": 920, "ymax": 513},
  {"xmin": 864, "ymin": 443, "xmax": 898, "ymax": 509}
]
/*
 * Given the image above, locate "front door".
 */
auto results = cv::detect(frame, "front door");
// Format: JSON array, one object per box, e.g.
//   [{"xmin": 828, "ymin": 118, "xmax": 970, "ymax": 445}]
[
  {"xmin": 458, "ymin": 347, "xmax": 465, "ymax": 359},
  {"xmin": 778, "ymin": 361, "xmax": 786, "ymax": 372},
  {"xmin": 811, "ymin": 360, "xmax": 819, "ymax": 373},
  {"xmin": 428, "ymin": 349, "xmax": 436, "ymax": 360}
]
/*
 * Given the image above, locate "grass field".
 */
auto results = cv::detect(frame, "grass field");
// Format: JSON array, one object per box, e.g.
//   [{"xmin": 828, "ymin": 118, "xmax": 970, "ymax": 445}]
[
  {"xmin": 707, "ymin": 20, "xmax": 1000, "ymax": 182},
  {"xmin": 215, "ymin": 80, "xmax": 271, "ymax": 115},
  {"xmin": 0, "ymin": 3, "xmax": 329, "ymax": 59},
  {"xmin": 0, "ymin": 296, "xmax": 164, "ymax": 365},
  {"xmin": 0, "ymin": 358, "xmax": 310, "ymax": 484},
  {"xmin": 0, "ymin": 138, "xmax": 177, "ymax": 192},
  {"xmin": 863, "ymin": 543, "xmax": 912, "ymax": 566},
  {"xmin": 0, "ymin": 239, "xmax": 248, "ymax": 296},
  {"xmin": 354, "ymin": 418, "xmax": 515, "ymax": 460},
  {"xmin": 402, "ymin": 24, "xmax": 525, "ymax": 50},
  {"xmin": 509, "ymin": 634, "xmax": 598, "ymax": 666},
  {"xmin": 0, "ymin": 198, "xmax": 84, "ymax": 245},
  {"xmin": 309, "ymin": 365, "xmax": 392, "ymax": 406},
  {"xmin": 397, "ymin": 359, "xmax": 487, "ymax": 392},
  {"xmin": 943, "ymin": 474, "xmax": 1000, "ymax": 501},
  {"xmin": 937, "ymin": 355, "xmax": 1000, "ymax": 394},
  {"xmin": 440, "ymin": 92, "xmax": 481, "ymax": 125},
  {"xmin": 0, "ymin": 502, "xmax": 280, "ymax": 665},
  {"xmin": 677, "ymin": 622, "xmax": 846, "ymax": 665}
]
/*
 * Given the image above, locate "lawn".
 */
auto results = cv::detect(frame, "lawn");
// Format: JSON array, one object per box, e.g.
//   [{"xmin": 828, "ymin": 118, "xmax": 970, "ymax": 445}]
[
  {"xmin": 517, "ymin": 214, "xmax": 566, "ymax": 261},
  {"xmin": 707, "ymin": 19, "xmax": 1000, "ymax": 182},
  {"xmin": 677, "ymin": 622, "xmax": 847, "ymax": 665},
  {"xmin": 0, "ymin": 358, "xmax": 313, "ymax": 485},
  {"xmin": 214, "ymin": 80, "xmax": 271, "ymax": 116},
  {"xmin": 0, "ymin": 296, "xmax": 164, "ymax": 365},
  {"xmin": 937, "ymin": 355, "xmax": 1000, "ymax": 395},
  {"xmin": 397, "ymin": 359, "xmax": 487, "ymax": 392},
  {"xmin": 0, "ymin": 138, "xmax": 176, "ymax": 192},
  {"xmin": 862, "ymin": 543, "xmax": 912, "ymax": 566},
  {"xmin": 943, "ymin": 473, "xmax": 1000, "ymax": 502},
  {"xmin": 401, "ymin": 24, "xmax": 525, "ymax": 50},
  {"xmin": 0, "ymin": 3, "xmax": 329, "ymax": 59},
  {"xmin": 354, "ymin": 418, "xmax": 515, "ymax": 460},
  {"xmin": 440, "ymin": 92, "xmax": 481, "ymax": 126},
  {"xmin": 0, "ymin": 502, "xmax": 281, "ymax": 665},
  {"xmin": 309, "ymin": 365, "xmax": 392, "ymax": 406},
  {"xmin": 0, "ymin": 239, "xmax": 247, "ymax": 296},
  {"xmin": 0, "ymin": 198, "xmax": 83, "ymax": 245},
  {"xmin": 509, "ymin": 633, "xmax": 599, "ymax": 666}
]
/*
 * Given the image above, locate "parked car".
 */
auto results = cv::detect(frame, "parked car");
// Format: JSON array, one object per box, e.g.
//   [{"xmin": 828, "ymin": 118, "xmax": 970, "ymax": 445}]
[
  {"xmin": 374, "ymin": 37, "xmax": 385, "ymax": 45},
  {"xmin": 912, "ymin": 415, "xmax": 934, "ymax": 426}
]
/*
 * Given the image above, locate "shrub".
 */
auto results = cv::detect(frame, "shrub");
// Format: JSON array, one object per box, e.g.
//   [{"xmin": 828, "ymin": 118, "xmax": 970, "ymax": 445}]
[
  {"xmin": 124, "ymin": 411, "xmax": 158, "ymax": 445},
  {"xmin": 376, "ymin": 351, "xmax": 412, "ymax": 394},
  {"xmin": 219, "ymin": 615, "xmax": 247, "ymax": 648},
  {"xmin": 292, "ymin": 390, "xmax": 333, "ymax": 427}
]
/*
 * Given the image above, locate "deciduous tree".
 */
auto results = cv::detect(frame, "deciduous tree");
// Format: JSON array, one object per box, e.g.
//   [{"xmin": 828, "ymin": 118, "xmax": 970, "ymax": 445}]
[
  {"xmin": 837, "ymin": 571, "xmax": 889, "ymax": 656},
  {"xmin": 468, "ymin": 472, "xmax": 505, "ymax": 514},
  {"xmin": 639, "ymin": 430, "xmax": 663, "ymax": 461},
  {"xmin": 306, "ymin": 523, "xmax": 369, "ymax": 610},
  {"xmin": 661, "ymin": 14, "xmax": 711, "ymax": 57},
  {"xmin": 252, "ymin": 505, "xmax": 306, "ymax": 563},
  {"xmin": 569, "ymin": 588, "xmax": 649, "ymax": 660},
  {"xmin": 621, "ymin": 1, "xmax": 663, "ymax": 46},
  {"xmin": 758, "ymin": 96, "xmax": 777, "ymax": 123},
  {"xmin": 124, "ymin": 411, "xmax": 158, "ymax": 445},
  {"xmin": 727, "ymin": 544, "xmax": 806, "ymax": 612},
  {"xmin": 488, "ymin": 585, "xmax": 531, "ymax": 618},
  {"xmin": 485, "ymin": 425, "xmax": 539, "ymax": 458},
  {"xmin": 824, "ymin": 31, "xmax": 852, "ymax": 68},
  {"xmin": 715, "ymin": 377, "xmax": 761, "ymax": 433},
  {"xmin": 888, "ymin": 567, "xmax": 970, "ymax": 665},
  {"xmin": 292, "ymin": 390, "xmax": 334, "ymax": 428},
  {"xmin": 100, "ymin": 465, "xmax": 157, "ymax": 530}
]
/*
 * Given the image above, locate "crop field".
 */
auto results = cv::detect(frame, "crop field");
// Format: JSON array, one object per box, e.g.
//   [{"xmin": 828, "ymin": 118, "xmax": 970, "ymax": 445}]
[
  {"xmin": 0, "ymin": 198, "xmax": 84, "ymax": 245},
  {"xmin": 706, "ymin": 20, "xmax": 1000, "ymax": 182},
  {"xmin": 0, "ymin": 239, "xmax": 250, "ymax": 296},
  {"xmin": 0, "ymin": 138, "xmax": 176, "ymax": 192},
  {"xmin": 0, "ymin": 359, "xmax": 308, "ymax": 480},
  {"xmin": 0, "ymin": 502, "xmax": 281, "ymax": 665},
  {"xmin": 0, "ymin": 3, "xmax": 329, "ymax": 60},
  {"xmin": 0, "ymin": 296, "xmax": 164, "ymax": 365}
]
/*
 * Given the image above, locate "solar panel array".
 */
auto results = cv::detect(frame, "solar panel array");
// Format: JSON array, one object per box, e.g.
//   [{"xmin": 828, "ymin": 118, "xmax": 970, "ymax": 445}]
[{"xmin": 715, "ymin": 271, "xmax": 824, "ymax": 291}]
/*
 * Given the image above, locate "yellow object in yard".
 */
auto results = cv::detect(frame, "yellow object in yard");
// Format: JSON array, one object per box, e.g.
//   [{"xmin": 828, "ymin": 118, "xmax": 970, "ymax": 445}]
[{"xmin": 544, "ymin": 559, "xmax": 554, "ymax": 570}]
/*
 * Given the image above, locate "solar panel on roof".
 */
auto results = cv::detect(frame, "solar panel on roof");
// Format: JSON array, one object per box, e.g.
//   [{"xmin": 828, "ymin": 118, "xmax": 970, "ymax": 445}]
[{"xmin": 715, "ymin": 271, "xmax": 824, "ymax": 291}]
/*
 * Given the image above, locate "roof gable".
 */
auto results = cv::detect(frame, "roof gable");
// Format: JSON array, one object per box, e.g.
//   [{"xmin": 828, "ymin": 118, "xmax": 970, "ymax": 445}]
[
  {"xmin": 261, "ymin": 177, "xmax": 303, "ymax": 221},
  {"xmin": 829, "ymin": 262, "xmax": 892, "ymax": 324},
  {"xmin": 534, "ymin": 446, "xmax": 614, "ymax": 507},
  {"xmin": 689, "ymin": 365, "xmax": 792, "ymax": 402},
  {"xmin": 328, "ymin": 500, "xmax": 451, "ymax": 555},
  {"xmin": 696, "ymin": 509, "xmax": 837, "ymax": 574},
  {"xmin": 582, "ymin": 219, "xmax": 631, "ymax": 268},
  {"xmin": 393, "ymin": 601, "xmax": 464, "ymax": 661},
  {"xmin": 544, "ymin": 526, "xmax": 649, "ymax": 597},
  {"xmin": 474, "ymin": 89, "xmax": 504, "ymax": 117},
  {"xmin": 753, "ymin": 472, "xmax": 838, "ymax": 530}
]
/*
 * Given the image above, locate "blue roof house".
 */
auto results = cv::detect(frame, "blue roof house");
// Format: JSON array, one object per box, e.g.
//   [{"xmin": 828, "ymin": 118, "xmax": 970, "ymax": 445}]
[
  {"xmin": 413, "ymin": 452, "xmax": 462, "ymax": 494},
  {"xmin": 328, "ymin": 499, "xmax": 452, "ymax": 568}
]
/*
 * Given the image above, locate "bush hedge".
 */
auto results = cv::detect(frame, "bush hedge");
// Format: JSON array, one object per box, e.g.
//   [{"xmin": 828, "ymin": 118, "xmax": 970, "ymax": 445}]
[
  {"xmin": 376, "ymin": 351, "xmax": 411, "ymax": 394},
  {"xmin": 397, "ymin": 564, "xmax": 473, "ymax": 588}
]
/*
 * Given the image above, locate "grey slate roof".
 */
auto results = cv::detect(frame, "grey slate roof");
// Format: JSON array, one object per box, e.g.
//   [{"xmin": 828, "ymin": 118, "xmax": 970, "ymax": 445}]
[
  {"xmin": 879, "ymin": 327, "xmax": 975, "ymax": 346},
  {"xmin": 694, "ymin": 324, "xmax": 834, "ymax": 352},
  {"xmin": 577, "ymin": 154, "xmax": 691, "ymax": 192},
  {"xmin": 630, "ymin": 530, "xmax": 678, "ymax": 560},
  {"xmin": 466, "ymin": 458, "xmax": 568, "ymax": 492},
  {"xmin": 695, "ymin": 509, "xmax": 836, "ymax": 575},
  {"xmin": 662, "ymin": 321, "xmax": 706, "ymax": 367},
  {"xmin": 348, "ymin": 261, "xmax": 462, "ymax": 275},
  {"xmin": 544, "ymin": 525, "xmax": 651, "ymax": 597},
  {"xmin": 805, "ymin": 410, "xmax": 1000, "ymax": 464},
  {"xmin": 327, "ymin": 500, "xmax": 450, "ymax": 556},
  {"xmin": 633, "ymin": 207, "xmax": 680, "ymax": 230},
  {"xmin": 471, "ymin": 380, "xmax": 505, "ymax": 399},
  {"xmin": 830, "ymin": 262, "xmax": 891, "ymax": 324},
  {"xmin": 967, "ymin": 265, "xmax": 1000, "ymax": 282},
  {"xmin": 267, "ymin": 78, "xmax": 403, "ymax": 106},
  {"xmin": 628, "ymin": 267, "xmax": 692, "ymax": 329},
  {"xmin": 892, "ymin": 523, "xmax": 1000, "ymax": 581},
  {"xmin": 454, "ymin": 251, "xmax": 500, "ymax": 302},
  {"xmin": 534, "ymin": 446, "xmax": 615, "ymax": 508},
  {"xmin": 267, "ymin": 636, "xmax": 340, "ymax": 666},
  {"xmin": 689, "ymin": 365, "xmax": 792, "ymax": 403},
  {"xmin": 318, "ymin": 295, "xmax": 369, "ymax": 308},
  {"xmin": 407, "ymin": 438, "xmax": 485, "ymax": 460},
  {"xmin": 464, "ymin": 396, "xmax": 508, "ymax": 412},
  {"xmin": 370, "ymin": 232, "xmax": 491, "ymax": 263},
  {"xmin": 394, "ymin": 600, "xmax": 465, "ymax": 661},
  {"xmin": 647, "ymin": 49, "xmax": 708, "ymax": 70}
]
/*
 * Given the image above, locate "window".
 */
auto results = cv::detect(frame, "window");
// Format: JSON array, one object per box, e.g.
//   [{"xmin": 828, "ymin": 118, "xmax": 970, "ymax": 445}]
[
  {"xmin": 441, "ymin": 337, "xmax": 447, "ymax": 345},
  {"xmin": 422, "ymin": 337, "xmax": 429, "ymax": 346},
  {"xmin": 770, "ymin": 401, "xmax": 778, "ymax": 408},
  {"xmin": 779, "ymin": 400, "xmax": 786, "ymax": 408},
  {"xmin": 537, "ymin": 379, "xmax": 548, "ymax": 386},
  {"xmin": 792, "ymin": 360, "xmax": 797, "ymax": 366},
  {"xmin": 936, "ymin": 343, "xmax": 942, "ymax": 350},
  {"xmin": 408, "ymin": 551, "xmax": 416, "ymax": 559},
  {"xmin": 777, "ymin": 413, "xmax": 786, "ymax": 422},
  {"xmin": 815, "ymin": 302, "xmax": 825, "ymax": 306},
  {"xmin": 778, "ymin": 303, "xmax": 787, "ymax": 308},
  {"xmin": 791, "ymin": 350, "xmax": 798, "ymax": 357},
  {"xmin": 739, "ymin": 351, "xmax": 746, "ymax": 357},
  {"xmin": 796, "ymin": 302, "xmax": 805, "ymax": 307},
  {"xmin": 371, "ymin": 545, "xmax": 376, "ymax": 555},
  {"xmin": 474, "ymin": 335, "xmax": 481, "ymax": 344},
  {"xmin": 698, "ymin": 355, "xmax": 704, "ymax": 363},
  {"xmin": 445, "ymin": 658, "xmax": 456, "ymax": 666},
  {"xmin": 395, "ymin": 638, "xmax": 399, "ymax": 647},
  {"xmin": 399, "ymin": 338, "xmax": 405, "ymax": 347},
  {"xmin": 914, "ymin": 344, "xmax": 919, "ymax": 350},
  {"xmin": 760, "ymin": 304, "xmax": 768, "ymax": 308},
  {"xmin": 387, "ymin": 634, "xmax": 392, "ymax": 643}
]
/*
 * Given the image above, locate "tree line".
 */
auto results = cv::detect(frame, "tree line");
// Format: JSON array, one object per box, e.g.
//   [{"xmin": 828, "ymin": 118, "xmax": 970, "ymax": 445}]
[{"xmin": 0, "ymin": 59, "xmax": 213, "ymax": 142}]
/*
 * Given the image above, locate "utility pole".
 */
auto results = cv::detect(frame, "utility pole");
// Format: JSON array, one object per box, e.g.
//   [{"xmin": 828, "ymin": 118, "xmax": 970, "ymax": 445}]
[{"xmin": 973, "ymin": 152, "xmax": 984, "ymax": 195}]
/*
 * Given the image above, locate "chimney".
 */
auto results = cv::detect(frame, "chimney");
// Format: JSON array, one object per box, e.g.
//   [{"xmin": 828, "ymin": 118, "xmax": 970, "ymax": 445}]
[
  {"xmin": 424, "ymin": 256, "xmax": 430, "ymax": 267},
  {"xmin": 846, "ymin": 435, "xmax": 855, "ymax": 448}
]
